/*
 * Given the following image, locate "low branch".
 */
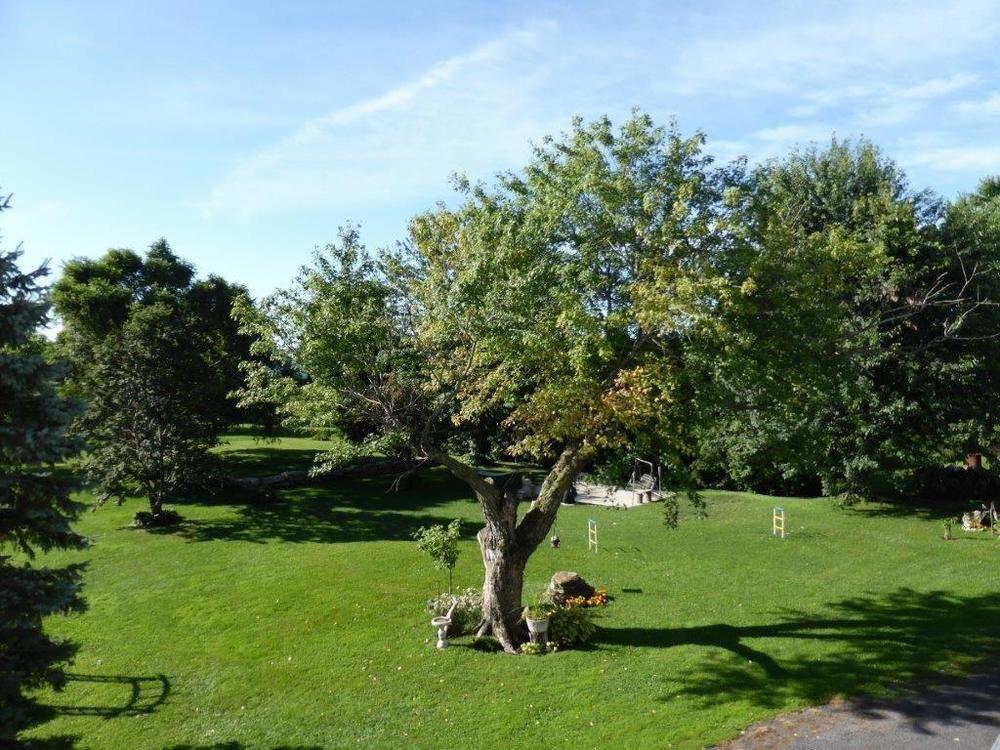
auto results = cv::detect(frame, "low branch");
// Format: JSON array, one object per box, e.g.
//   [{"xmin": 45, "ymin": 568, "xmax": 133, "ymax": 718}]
[{"xmin": 421, "ymin": 446, "xmax": 504, "ymax": 513}]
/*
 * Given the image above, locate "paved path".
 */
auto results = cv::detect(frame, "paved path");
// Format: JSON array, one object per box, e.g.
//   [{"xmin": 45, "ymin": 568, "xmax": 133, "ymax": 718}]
[{"xmin": 721, "ymin": 669, "xmax": 1000, "ymax": 750}]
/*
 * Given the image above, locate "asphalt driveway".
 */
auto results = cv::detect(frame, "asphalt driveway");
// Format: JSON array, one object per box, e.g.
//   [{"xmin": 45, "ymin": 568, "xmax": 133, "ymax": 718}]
[{"xmin": 721, "ymin": 668, "xmax": 1000, "ymax": 749}]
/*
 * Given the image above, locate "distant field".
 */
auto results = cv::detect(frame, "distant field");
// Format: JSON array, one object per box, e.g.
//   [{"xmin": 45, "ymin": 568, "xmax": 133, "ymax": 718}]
[{"xmin": 28, "ymin": 432, "xmax": 1000, "ymax": 749}]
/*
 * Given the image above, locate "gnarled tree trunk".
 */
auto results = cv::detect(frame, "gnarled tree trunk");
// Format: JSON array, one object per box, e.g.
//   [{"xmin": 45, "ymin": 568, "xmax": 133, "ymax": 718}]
[
  {"xmin": 476, "ymin": 527, "xmax": 526, "ymax": 650},
  {"xmin": 427, "ymin": 443, "xmax": 591, "ymax": 653}
]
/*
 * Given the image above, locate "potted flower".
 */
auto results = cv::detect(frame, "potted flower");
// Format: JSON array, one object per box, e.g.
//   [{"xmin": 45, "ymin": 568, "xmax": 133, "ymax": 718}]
[{"xmin": 522, "ymin": 598, "xmax": 554, "ymax": 640}]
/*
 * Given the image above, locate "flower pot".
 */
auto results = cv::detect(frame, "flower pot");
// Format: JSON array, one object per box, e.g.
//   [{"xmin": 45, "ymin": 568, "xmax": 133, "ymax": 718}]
[{"xmin": 526, "ymin": 617, "xmax": 550, "ymax": 636}]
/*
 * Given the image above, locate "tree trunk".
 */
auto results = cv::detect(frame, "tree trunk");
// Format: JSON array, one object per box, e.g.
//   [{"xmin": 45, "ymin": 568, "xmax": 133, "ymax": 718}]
[
  {"xmin": 150, "ymin": 492, "xmax": 163, "ymax": 516},
  {"xmin": 475, "ymin": 497, "xmax": 526, "ymax": 652},
  {"xmin": 423, "ymin": 443, "xmax": 591, "ymax": 654}
]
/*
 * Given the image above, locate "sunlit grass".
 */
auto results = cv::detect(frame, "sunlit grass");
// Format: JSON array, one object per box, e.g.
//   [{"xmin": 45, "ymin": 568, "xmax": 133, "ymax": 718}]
[{"xmin": 27, "ymin": 433, "xmax": 1000, "ymax": 750}]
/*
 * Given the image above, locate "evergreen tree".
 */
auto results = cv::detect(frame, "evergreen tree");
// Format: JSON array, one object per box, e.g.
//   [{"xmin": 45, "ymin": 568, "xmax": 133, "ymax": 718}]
[{"xmin": 0, "ymin": 191, "xmax": 88, "ymax": 747}]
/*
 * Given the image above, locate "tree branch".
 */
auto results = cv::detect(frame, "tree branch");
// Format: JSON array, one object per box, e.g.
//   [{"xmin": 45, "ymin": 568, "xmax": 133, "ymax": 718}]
[
  {"xmin": 420, "ymin": 446, "xmax": 504, "ymax": 512},
  {"xmin": 515, "ymin": 441, "xmax": 593, "ymax": 553}
]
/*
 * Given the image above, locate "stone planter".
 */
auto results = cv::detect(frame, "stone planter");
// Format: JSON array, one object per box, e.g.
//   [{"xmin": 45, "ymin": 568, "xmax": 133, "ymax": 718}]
[{"xmin": 525, "ymin": 616, "xmax": 550, "ymax": 643}]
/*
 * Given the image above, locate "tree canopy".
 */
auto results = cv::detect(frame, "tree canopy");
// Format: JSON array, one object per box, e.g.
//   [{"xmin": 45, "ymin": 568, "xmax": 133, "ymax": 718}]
[
  {"xmin": 52, "ymin": 239, "xmax": 271, "ymax": 429},
  {"xmin": 690, "ymin": 140, "xmax": 1000, "ymax": 497},
  {"xmin": 237, "ymin": 113, "xmax": 1000, "ymax": 650},
  {"xmin": 76, "ymin": 301, "xmax": 224, "ymax": 520}
]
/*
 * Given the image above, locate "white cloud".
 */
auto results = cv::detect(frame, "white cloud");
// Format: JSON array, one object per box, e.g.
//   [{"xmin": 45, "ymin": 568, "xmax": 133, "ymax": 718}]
[
  {"xmin": 789, "ymin": 72, "xmax": 980, "ymax": 127},
  {"xmin": 752, "ymin": 123, "xmax": 831, "ymax": 144},
  {"xmin": 895, "ymin": 73, "xmax": 980, "ymax": 100},
  {"xmin": 202, "ymin": 0, "xmax": 1000, "ymax": 221},
  {"xmin": 955, "ymin": 92, "xmax": 1000, "ymax": 115},
  {"xmin": 663, "ymin": 1, "xmax": 996, "ymax": 96},
  {"xmin": 206, "ymin": 22, "xmax": 559, "ymax": 218},
  {"xmin": 906, "ymin": 146, "xmax": 1000, "ymax": 172}
]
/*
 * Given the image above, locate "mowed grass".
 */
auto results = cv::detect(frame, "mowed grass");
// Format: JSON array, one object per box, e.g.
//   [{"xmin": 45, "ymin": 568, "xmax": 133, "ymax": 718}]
[{"xmin": 26, "ymin": 432, "xmax": 1000, "ymax": 750}]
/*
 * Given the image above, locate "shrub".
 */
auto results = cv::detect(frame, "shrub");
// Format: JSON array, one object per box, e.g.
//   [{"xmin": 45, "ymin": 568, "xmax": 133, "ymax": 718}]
[
  {"xmin": 522, "ymin": 602, "xmax": 555, "ymax": 620},
  {"xmin": 548, "ymin": 605, "xmax": 597, "ymax": 648},
  {"xmin": 413, "ymin": 519, "xmax": 462, "ymax": 592},
  {"xmin": 308, "ymin": 426, "xmax": 336, "ymax": 440},
  {"xmin": 425, "ymin": 587, "xmax": 482, "ymax": 636}
]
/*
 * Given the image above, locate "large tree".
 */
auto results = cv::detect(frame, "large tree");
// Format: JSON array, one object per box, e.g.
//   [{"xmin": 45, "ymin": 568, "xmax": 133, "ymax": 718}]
[
  {"xmin": 689, "ymin": 140, "xmax": 1000, "ymax": 498},
  {"xmin": 52, "ymin": 239, "xmax": 270, "ymax": 429},
  {"xmin": 76, "ymin": 301, "xmax": 222, "ymax": 520},
  {"xmin": 237, "ymin": 114, "xmax": 733, "ymax": 651},
  {"xmin": 940, "ymin": 176, "xmax": 1000, "ymax": 459},
  {"xmin": 0, "ymin": 192, "xmax": 88, "ymax": 746}
]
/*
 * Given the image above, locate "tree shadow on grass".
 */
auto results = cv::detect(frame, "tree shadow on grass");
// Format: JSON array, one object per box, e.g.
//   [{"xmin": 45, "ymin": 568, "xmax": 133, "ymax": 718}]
[
  {"xmin": 217, "ymin": 446, "xmax": 326, "ymax": 478},
  {"xmin": 42, "ymin": 673, "xmax": 170, "ymax": 718},
  {"xmin": 164, "ymin": 745, "xmax": 325, "ymax": 750},
  {"xmin": 846, "ymin": 498, "xmax": 991, "ymax": 522},
  {"xmin": 167, "ymin": 470, "xmax": 481, "ymax": 544},
  {"xmin": 600, "ymin": 588, "xmax": 1000, "ymax": 732}
]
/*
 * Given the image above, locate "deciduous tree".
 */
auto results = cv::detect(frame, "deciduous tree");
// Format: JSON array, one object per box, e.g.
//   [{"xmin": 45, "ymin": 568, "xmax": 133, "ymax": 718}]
[
  {"xmin": 76, "ymin": 302, "xmax": 221, "ymax": 520},
  {"xmin": 237, "ymin": 113, "xmax": 726, "ymax": 650}
]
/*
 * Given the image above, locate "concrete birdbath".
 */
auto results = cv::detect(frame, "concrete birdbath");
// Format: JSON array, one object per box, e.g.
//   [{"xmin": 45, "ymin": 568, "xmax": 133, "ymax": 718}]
[{"xmin": 431, "ymin": 601, "xmax": 458, "ymax": 649}]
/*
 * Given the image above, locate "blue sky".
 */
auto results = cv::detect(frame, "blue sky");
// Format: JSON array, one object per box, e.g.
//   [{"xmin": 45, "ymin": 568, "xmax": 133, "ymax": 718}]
[{"xmin": 3, "ymin": 0, "xmax": 1000, "ymax": 298}]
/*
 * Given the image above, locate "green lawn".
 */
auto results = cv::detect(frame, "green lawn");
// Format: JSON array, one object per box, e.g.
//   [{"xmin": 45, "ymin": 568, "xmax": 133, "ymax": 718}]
[
  {"xmin": 212, "ymin": 428, "xmax": 339, "ymax": 477},
  {"xmin": 26, "ymin": 432, "xmax": 1000, "ymax": 750}
]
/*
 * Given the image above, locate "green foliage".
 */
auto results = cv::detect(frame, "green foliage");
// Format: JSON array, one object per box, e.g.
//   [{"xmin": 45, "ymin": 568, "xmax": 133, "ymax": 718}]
[
  {"xmin": 232, "ymin": 226, "xmax": 411, "ymax": 446},
  {"xmin": 519, "ymin": 641, "xmax": 545, "ymax": 655},
  {"xmin": 237, "ymin": 114, "xmax": 742, "ymax": 466},
  {"xmin": 413, "ymin": 519, "xmax": 462, "ymax": 591},
  {"xmin": 52, "ymin": 239, "xmax": 274, "ymax": 430},
  {"xmin": 523, "ymin": 602, "xmax": 555, "ymax": 620},
  {"xmin": 915, "ymin": 466, "xmax": 1000, "ymax": 503},
  {"xmin": 661, "ymin": 488, "xmax": 706, "ymax": 528},
  {"xmin": 408, "ymin": 112, "xmax": 741, "ymax": 462},
  {"xmin": 688, "ymin": 141, "xmax": 1000, "ymax": 500},
  {"xmin": 75, "ymin": 302, "xmax": 223, "ymax": 515},
  {"xmin": 0, "ymin": 192, "xmax": 88, "ymax": 746},
  {"xmin": 548, "ymin": 605, "xmax": 598, "ymax": 648},
  {"xmin": 522, "ymin": 589, "xmax": 556, "ymax": 620}
]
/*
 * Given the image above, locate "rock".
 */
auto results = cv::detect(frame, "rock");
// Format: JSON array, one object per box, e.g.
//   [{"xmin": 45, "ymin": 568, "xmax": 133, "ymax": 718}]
[{"xmin": 547, "ymin": 571, "xmax": 595, "ymax": 604}]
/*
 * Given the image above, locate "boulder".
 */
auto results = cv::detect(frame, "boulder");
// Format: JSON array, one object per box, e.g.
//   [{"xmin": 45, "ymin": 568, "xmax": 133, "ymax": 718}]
[{"xmin": 547, "ymin": 571, "xmax": 596, "ymax": 604}]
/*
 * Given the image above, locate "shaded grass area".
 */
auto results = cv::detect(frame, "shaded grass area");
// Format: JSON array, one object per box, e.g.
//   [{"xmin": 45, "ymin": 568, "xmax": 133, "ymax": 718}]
[
  {"xmin": 26, "ymin": 434, "xmax": 1000, "ymax": 749},
  {"xmin": 212, "ymin": 429, "xmax": 342, "ymax": 478},
  {"xmin": 169, "ymin": 472, "xmax": 480, "ymax": 544}
]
